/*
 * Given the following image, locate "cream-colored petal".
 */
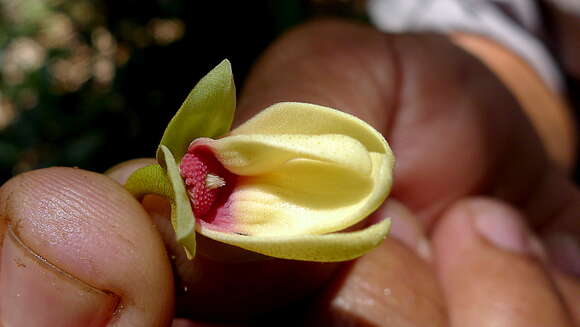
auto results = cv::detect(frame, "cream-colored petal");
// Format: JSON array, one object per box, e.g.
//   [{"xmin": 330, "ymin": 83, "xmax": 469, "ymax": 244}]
[
  {"xmin": 194, "ymin": 103, "xmax": 395, "ymax": 237},
  {"xmin": 198, "ymin": 219, "xmax": 391, "ymax": 262},
  {"xmin": 228, "ymin": 152, "xmax": 391, "ymax": 236},
  {"xmin": 231, "ymin": 102, "xmax": 388, "ymax": 153},
  {"xmin": 209, "ymin": 134, "xmax": 372, "ymax": 176}
]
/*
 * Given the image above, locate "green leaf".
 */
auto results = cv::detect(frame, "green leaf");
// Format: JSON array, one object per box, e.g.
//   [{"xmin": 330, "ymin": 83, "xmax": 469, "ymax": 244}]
[
  {"xmin": 124, "ymin": 164, "xmax": 172, "ymax": 199},
  {"xmin": 159, "ymin": 59, "xmax": 236, "ymax": 161},
  {"xmin": 198, "ymin": 219, "xmax": 391, "ymax": 262},
  {"xmin": 158, "ymin": 145, "xmax": 197, "ymax": 258}
]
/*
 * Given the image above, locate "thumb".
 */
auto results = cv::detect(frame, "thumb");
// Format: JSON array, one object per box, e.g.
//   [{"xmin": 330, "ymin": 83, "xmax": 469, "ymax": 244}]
[
  {"xmin": 0, "ymin": 167, "xmax": 174, "ymax": 326},
  {"xmin": 107, "ymin": 159, "xmax": 341, "ymax": 322}
]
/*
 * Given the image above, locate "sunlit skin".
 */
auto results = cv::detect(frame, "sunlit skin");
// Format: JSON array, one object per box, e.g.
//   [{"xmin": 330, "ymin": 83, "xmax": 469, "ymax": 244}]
[{"xmin": 0, "ymin": 18, "xmax": 579, "ymax": 326}]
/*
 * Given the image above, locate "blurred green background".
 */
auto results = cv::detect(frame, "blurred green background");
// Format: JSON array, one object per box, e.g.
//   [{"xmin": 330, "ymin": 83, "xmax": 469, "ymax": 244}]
[
  {"xmin": 0, "ymin": 0, "xmax": 367, "ymax": 184},
  {"xmin": 0, "ymin": 0, "xmax": 578, "ymax": 184}
]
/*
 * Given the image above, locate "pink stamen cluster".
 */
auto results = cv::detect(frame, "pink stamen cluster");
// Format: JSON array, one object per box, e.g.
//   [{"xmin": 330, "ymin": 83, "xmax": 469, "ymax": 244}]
[{"xmin": 180, "ymin": 152, "xmax": 220, "ymax": 218}]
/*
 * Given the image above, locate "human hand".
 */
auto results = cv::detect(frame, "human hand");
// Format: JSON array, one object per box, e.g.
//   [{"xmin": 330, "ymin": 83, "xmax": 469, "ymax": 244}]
[
  {"xmin": 3, "ymin": 169, "xmax": 577, "ymax": 326},
  {"xmin": 1, "ymin": 19, "xmax": 579, "ymax": 326},
  {"xmin": 228, "ymin": 19, "xmax": 580, "ymax": 325}
]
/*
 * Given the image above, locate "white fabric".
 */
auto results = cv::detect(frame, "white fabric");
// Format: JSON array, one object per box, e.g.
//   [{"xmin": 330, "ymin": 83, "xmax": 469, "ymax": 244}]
[{"xmin": 367, "ymin": 0, "xmax": 564, "ymax": 92}]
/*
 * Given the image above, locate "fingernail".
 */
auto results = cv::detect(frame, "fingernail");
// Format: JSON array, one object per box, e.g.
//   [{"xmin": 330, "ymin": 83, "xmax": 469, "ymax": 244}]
[
  {"xmin": 544, "ymin": 232, "xmax": 580, "ymax": 277},
  {"xmin": 473, "ymin": 202, "xmax": 537, "ymax": 255},
  {"xmin": 0, "ymin": 226, "xmax": 119, "ymax": 326},
  {"xmin": 385, "ymin": 199, "xmax": 432, "ymax": 260}
]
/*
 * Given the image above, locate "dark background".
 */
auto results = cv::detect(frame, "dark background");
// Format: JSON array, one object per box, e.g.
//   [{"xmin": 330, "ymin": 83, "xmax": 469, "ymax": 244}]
[
  {"xmin": 0, "ymin": 0, "xmax": 371, "ymax": 184},
  {"xmin": 0, "ymin": 0, "xmax": 577, "ymax": 184}
]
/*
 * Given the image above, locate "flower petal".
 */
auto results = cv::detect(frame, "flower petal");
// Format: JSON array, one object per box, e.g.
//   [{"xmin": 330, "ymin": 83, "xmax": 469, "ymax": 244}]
[
  {"xmin": 198, "ymin": 218, "xmax": 391, "ymax": 262},
  {"xmin": 231, "ymin": 102, "xmax": 388, "ymax": 154},
  {"xmin": 209, "ymin": 134, "xmax": 372, "ymax": 176},
  {"xmin": 158, "ymin": 145, "xmax": 196, "ymax": 258},
  {"xmin": 191, "ymin": 103, "xmax": 394, "ymax": 237},
  {"xmin": 223, "ymin": 152, "xmax": 390, "ymax": 236},
  {"xmin": 160, "ymin": 59, "xmax": 236, "ymax": 161}
]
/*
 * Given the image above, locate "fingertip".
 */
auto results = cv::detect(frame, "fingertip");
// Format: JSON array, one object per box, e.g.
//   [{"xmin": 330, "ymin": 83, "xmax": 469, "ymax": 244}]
[
  {"xmin": 0, "ymin": 167, "xmax": 174, "ymax": 326},
  {"xmin": 0, "ymin": 223, "xmax": 119, "ymax": 326},
  {"xmin": 306, "ymin": 234, "xmax": 446, "ymax": 326},
  {"xmin": 436, "ymin": 198, "xmax": 537, "ymax": 255},
  {"xmin": 433, "ymin": 197, "xmax": 574, "ymax": 327},
  {"xmin": 384, "ymin": 199, "xmax": 432, "ymax": 261}
]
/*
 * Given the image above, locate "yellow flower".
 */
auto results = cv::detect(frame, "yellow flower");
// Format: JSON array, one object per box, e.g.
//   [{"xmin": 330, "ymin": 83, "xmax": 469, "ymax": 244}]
[{"xmin": 126, "ymin": 60, "xmax": 394, "ymax": 262}]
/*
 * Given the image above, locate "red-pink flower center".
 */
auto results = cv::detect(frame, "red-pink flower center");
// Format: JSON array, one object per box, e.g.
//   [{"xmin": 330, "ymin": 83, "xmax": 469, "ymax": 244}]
[{"xmin": 179, "ymin": 145, "xmax": 236, "ymax": 221}]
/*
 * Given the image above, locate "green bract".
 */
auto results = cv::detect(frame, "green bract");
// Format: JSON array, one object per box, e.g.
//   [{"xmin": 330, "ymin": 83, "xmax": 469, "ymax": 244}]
[{"xmin": 159, "ymin": 59, "xmax": 236, "ymax": 161}]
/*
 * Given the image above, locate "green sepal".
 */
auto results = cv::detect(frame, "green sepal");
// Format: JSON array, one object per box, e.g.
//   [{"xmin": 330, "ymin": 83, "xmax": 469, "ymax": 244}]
[
  {"xmin": 158, "ymin": 145, "xmax": 197, "ymax": 259},
  {"xmin": 159, "ymin": 59, "xmax": 236, "ymax": 161},
  {"xmin": 124, "ymin": 164, "xmax": 172, "ymax": 199}
]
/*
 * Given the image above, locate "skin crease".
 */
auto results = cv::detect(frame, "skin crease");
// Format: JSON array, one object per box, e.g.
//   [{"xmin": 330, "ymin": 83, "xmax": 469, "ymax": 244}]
[
  {"xmin": 0, "ymin": 168, "xmax": 175, "ymax": 326},
  {"xmin": 1, "ymin": 18, "xmax": 579, "ymax": 326}
]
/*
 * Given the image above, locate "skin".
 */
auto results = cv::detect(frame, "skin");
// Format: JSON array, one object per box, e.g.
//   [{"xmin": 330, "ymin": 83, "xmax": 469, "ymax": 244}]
[
  {"xmin": 0, "ymin": 18, "xmax": 579, "ymax": 326},
  {"xmin": 451, "ymin": 32, "xmax": 576, "ymax": 172}
]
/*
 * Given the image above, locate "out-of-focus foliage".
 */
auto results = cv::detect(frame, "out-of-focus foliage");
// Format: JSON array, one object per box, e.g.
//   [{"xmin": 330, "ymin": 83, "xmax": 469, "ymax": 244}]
[
  {"xmin": 0, "ymin": 1, "xmax": 274, "ymax": 183},
  {"xmin": 1, "ymin": 0, "xmax": 115, "ymax": 180},
  {"xmin": 0, "ymin": 0, "xmax": 369, "ymax": 184}
]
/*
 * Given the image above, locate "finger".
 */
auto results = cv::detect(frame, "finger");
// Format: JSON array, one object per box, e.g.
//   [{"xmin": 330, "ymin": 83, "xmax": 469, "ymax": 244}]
[
  {"xmin": 552, "ymin": 271, "xmax": 580, "ymax": 325},
  {"xmin": 236, "ymin": 19, "xmax": 397, "ymax": 132},
  {"xmin": 306, "ymin": 200, "xmax": 446, "ymax": 327},
  {"xmin": 0, "ymin": 167, "xmax": 174, "ymax": 326},
  {"xmin": 106, "ymin": 160, "xmax": 341, "ymax": 322},
  {"xmin": 237, "ymin": 19, "xmax": 549, "ymax": 227},
  {"xmin": 387, "ymin": 33, "xmax": 554, "ymax": 224},
  {"xmin": 507, "ymin": 165, "xmax": 580, "ymax": 318},
  {"xmin": 451, "ymin": 32, "xmax": 576, "ymax": 171},
  {"xmin": 433, "ymin": 198, "xmax": 575, "ymax": 326},
  {"xmin": 377, "ymin": 198, "xmax": 431, "ymax": 262}
]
